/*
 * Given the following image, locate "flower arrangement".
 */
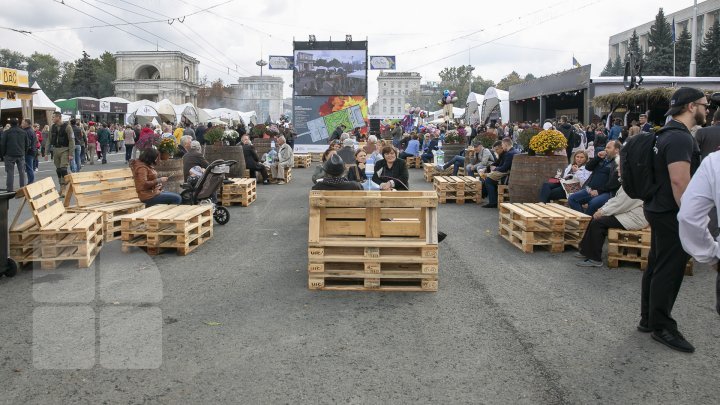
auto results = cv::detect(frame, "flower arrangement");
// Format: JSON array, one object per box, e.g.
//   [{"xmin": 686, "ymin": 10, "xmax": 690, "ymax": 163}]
[
  {"xmin": 223, "ymin": 129, "xmax": 240, "ymax": 145},
  {"xmin": 157, "ymin": 137, "xmax": 178, "ymax": 154},
  {"xmin": 517, "ymin": 127, "xmax": 539, "ymax": 152},
  {"xmin": 529, "ymin": 129, "xmax": 568, "ymax": 155},
  {"xmin": 250, "ymin": 124, "xmax": 267, "ymax": 138},
  {"xmin": 204, "ymin": 127, "xmax": 225, "ymax": 144},
  {"xmin": 135, "ymin": 132, "xmax": 161, "ymax": 150},
  {"xmin": 444, "ymin": 130, "xmax": 461, "ymax": 144},
  {"xmin": 475, "ymin": 131, "xmax": 499, "ymax": 149}
]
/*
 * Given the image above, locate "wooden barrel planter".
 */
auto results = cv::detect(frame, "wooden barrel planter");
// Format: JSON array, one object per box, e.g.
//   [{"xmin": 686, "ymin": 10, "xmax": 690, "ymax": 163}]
[
  {"xmin": 203, "ymin": 145, "xmax": 246, "ymax": 179},
  {"xmin": 508, "ymin": 154, "xmax": 568, "ymax": 203},
  {"xmin": 442, "ymin": 143, "xmax": 466, "ymax": 159},
  {"xmin": 155, "ymin": 158, "xmax": 184, "ymax": 194},
  {"xmin": 253, "ymin": 139, "xmax": 272, "ymax": 156}
]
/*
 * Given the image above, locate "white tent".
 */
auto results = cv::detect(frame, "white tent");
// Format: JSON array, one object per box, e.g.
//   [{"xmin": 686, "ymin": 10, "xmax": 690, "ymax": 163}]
[
  {"xmin": 481, "ymin": 87, "xmax": 509, "ymax": 124},
  {"xmin": 239, "ymin": 111, "xmax": 257, "ymax": 125},
  {"xmin": 155, "ymin": 99, "xmax": 177, "ymax": 123},
  {"xmin": 465, "ymin": 92, "xmax": 485, "ymax": 125}
]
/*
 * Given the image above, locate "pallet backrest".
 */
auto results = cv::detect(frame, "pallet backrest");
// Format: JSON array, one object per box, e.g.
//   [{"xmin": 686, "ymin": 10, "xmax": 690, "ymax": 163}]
[
  {"xmin": 21, "ymin": 177, "xmax": 66, "ymax": 228},
  {"xmin": 64, "ymin": 168, "xmax": 139, "ymax": 207},
  {"xmin": 308, "ymin": 191, "xmax": 438, "ymax": 243}
]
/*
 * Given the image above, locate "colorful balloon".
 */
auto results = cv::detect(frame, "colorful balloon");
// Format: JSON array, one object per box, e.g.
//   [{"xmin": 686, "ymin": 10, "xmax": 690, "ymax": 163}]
[
  {"xmin": 450, "ymin": 90, "xmax": 457, "ymax": 98},
  {"xmin": 443, "ymin": 90, "xmax": 450, "ymax": 97},
  {"xmin": 452, "ymin": 97, "xmax": 458, "ymax": 103}
]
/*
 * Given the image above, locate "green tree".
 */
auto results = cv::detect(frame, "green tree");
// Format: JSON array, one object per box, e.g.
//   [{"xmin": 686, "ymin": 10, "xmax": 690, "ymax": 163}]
[
  {"xmin": 523, "ymin": 73, "xmax": 536, "ymax": 81},
  {"xmin": 0, "ymin": 49, "xmax": 26, "ymax": 69},
  {"xmin": 92, "ymin": 51, "xmax": 116, "ymax": 98},
  {"xmin": 600, "ymin": 58, "xmax": 614, "ymax": 76},
  {"xmin": 697, "ymin": 18, "xmax": 720, "ymax": 77},
  {"xmin": 612, "ymin": 54, "xmax": 623, "ymax": 76},
  {"xmin": 469, "ymin": 75, "xmax": 496, "ymax": 95},
  {"xmin": 495, "ymin": 71, "xmax": 524, "ymax": 90},
  {"xmin": 674, "ymin": 26, "xmax": 691, "ymax": 76},
  {"xmin": 628, "ymin": 30, "xmax": 642, "ymax": 59},
  {"xmin": 70, "ymin": 51, "xmax": 99, "ymax": 98},
  {"xmin": 26, "ymin": 52, "xmax": 62, "ymax": 99},
  {"xmin": 644, "ymin": 8, "xmax": 674, "ymax": 75},
  {"xmin": 438, "ymin": 65, "xmax": 478, "ymax": 105},
  {"xmin": 57, "ymin": 61, "xmax": 76, "ymax": 100}
]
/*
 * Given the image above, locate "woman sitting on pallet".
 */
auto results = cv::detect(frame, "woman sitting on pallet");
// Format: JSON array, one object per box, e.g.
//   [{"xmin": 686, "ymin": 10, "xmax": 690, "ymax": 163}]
[
  {"xmin": 538, "ymin": 150, "xmax": 591, "ymax": 203},
  {"xmin": 373, "ymin": 146, "xmax": 409, "ymax": 190},
  {"xmin": 130, "ymin": 148, "xmax": 182, "ymax": 207}
]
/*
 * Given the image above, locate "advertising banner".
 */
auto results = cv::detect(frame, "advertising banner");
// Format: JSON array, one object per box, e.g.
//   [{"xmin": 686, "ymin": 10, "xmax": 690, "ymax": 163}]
[
  {"xmin": 369, "ymin": 56, "xmax": 396, "ymax": 70},
  {"xmin": 268, "ymin": 56, "xmax": 294, "ymax": 70},
  {"xmin": 293, "ymin": 96, "xmax": 368, "ymax": 152},
  {"xmin": 294, "ymin": 49, "xmax": 367, "ymax": 96},
  {"xmin": 0, "ymin": 67, "xmax": 29, "ymax": 87}
]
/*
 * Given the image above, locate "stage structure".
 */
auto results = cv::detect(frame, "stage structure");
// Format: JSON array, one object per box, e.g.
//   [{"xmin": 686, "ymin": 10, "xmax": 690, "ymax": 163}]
[{"xmin": 292, "ymin": 38, "xmax": 368, "ymax": 153}]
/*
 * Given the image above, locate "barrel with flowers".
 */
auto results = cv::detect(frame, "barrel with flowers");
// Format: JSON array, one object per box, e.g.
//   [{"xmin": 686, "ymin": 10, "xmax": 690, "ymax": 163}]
[{"xmin": 508, "ymin": 129, "xmax": 569, "ymax": 203}]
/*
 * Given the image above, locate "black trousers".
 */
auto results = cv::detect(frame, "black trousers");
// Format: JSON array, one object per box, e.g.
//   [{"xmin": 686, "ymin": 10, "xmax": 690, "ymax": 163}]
[
  {"xmin": 248, "ymin": 163, "xmax": 268, "ymax": 181},
  {"xmin": 641, "ymin": 210, "xmax": 689, "ymax": 332},
  {"xmin": 579, "ymin": 215, "xmax": 624, "ymax": 262}
]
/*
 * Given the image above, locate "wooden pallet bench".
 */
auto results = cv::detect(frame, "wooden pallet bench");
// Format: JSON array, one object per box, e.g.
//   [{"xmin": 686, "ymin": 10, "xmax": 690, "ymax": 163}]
[
  {"xmin": 121, "ymin": 205, "xmax": 213, "ymax": 256},
  {"xmin": 433, "ymin": 176, "xmax": 482, "ymax": 204},
  {"xmin": 499, "ymin": 203, "xmax": 566, "ymax": 253},
  {"xmin": 308, "ymin": 190, "xmax": 439, "ymax": 291},
  {"xmin": 63, "ymin": 168, "xmax": 145, "ymax": 241},
  {"xmin": 423, "ymin": 163, "xmax": 452, "ymax": 182},
  {"xmin": 404, "ymin": 156, "xmax": 422, "ymax": 169},
  {"xmin": 310, "ymin": 152, "xmax": 323, "ymax": 163},
  {"xmin": 294, "ymin": 154, "xmax": 312, "ymax": 168},
  {"xmin": 220, "ymin": 178, "xmax": 257, "ymax": 207},
  {"xmin": 9, "ymin": 178, "xmax": 104, "ymax": 269},
  {"xmin": 498, "ymin": 185, "xmax": 509, "ymax": 203},
  {"xmin": 607, "ymin": 228, "xmax": 693, "ymax": 275},
  {"xmin": 539, "ymin": 203, "xmax": 591, "ymax": 249}
]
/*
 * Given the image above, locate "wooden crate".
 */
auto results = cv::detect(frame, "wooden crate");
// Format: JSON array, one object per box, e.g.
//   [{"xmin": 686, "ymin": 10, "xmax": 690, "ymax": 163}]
[
  {"xmin": 63, "ymin": 168, "xmax": 145, "ymax": 241},
  {"xmin": 220, "ymin": 178, "xmax": 257, "ymax": 207},
  {"xmin": 9, "ymin": 178, "xmax": 104, "ymax": 269},
  {"xmin": 310, "ymin": 152, "xmax": 323, "ymax": 163},
  {"xmin": 308, "ymin": 191, "xmax": 439, "ymax": 292},
  {"xmin": 498, "ymin": 203, "xmax": 565, "ymax": 253},
  {"xmin": 121, "ymin": 205, "xmax": 213, "ymax": 256},
  {"xmin": 404, "ymin": 156, "xmax": 421, "ymax": 169},
  {"xmin": 606, "ymin": 228, "xmax": 693, "ymax": 275},
  {"xmin": 294, "ymin": 154, "xmax": 312, "ymax": 168},
  {"xmin": 539, "ymin": 203, "xmax": 591, "ymax": 249},
  {"xmin": 433, "ymin": 176, "xmax": 482, "ymax": 204},
  {"xmin": 498, "ymin": 185, "xmax": 509, "ymax": 203},
  {"xmin": 423, "ymin": 163, "xmax": 452, "ymax": 182}
]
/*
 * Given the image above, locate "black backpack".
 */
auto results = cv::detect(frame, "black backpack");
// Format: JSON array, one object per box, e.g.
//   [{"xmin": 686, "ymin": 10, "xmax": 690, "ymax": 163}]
[
  {"xmin": 619, "ymin": 131, "xmax": 658, "ymax": 202},
  {"xmin": 51, "ymin": 122, "xmax": 70, "ymax": 147}
]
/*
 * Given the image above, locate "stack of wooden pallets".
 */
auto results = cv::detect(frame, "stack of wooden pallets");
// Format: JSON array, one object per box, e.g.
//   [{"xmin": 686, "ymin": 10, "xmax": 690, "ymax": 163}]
[
  {"xmin": 498, "ymin": 203, "xmax": 590, "ymax": 253},
  {"xmin": 607, "ymin": 228, "xmax": 694, "ymax": 275},
  {"xmin": 423, "ymin": 163, "xmax": 452, "ymax": 182},
  {"xmin": 433, "ymin": 176, "xmax": 482, "ymax": 204},
  {"xmin": 63, "ymin": 168, "xmax": 145, "ymax": 241},
  {"xmin": 310, "ymin": 152, "xmax": 323, "ymax": 163},
  {"xmin": 294, "ymin": 154, "xmax": 312, "ymax": 168},
  {"xmin": 121, "ymin": 205, "xmax": 213, "ymax": 256},
  {"xmin": 9, "ymin": 178, "xmax": 104, "ymax": 269},
  {"xmin": 308, "ymin": 191, "xmax": 439, "ymax": 291},
  {"xmin": 220, "ymin": 178, "xmax": 257, "ymax": 207},
  {"xmin": 498, "ymin": 185, "xmax": 509, "ymax": 203},
  {"xmin": 404, "ymin": 156, "xmax": 421, "ymax": 168}
]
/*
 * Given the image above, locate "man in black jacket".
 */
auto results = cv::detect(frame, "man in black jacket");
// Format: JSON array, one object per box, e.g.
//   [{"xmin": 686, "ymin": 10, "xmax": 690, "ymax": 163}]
[
  {"xmin": 557, "ymin": 115, "xmax": 576, "ymax": 162},
  {"xmin": 241, "ymin": 135, "xmax": 269, "ymax": 184},
  {"xmin": 567, "ymin": 140, "xmax": 620, "ymax": 216},
  {"xmin": 21, "ymin": 118, "xmax": 37, "ymax": 184},
  {"xmin": 1, "ymin": 118, "xmax": 30, "ymax": 192}
]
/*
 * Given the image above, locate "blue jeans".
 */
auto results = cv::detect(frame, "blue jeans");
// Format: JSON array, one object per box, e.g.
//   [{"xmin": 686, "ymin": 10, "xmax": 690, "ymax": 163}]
[
  {"xmin": 443, "ymin": 155, "xmax": 465, "ymax": 175},
  {"xmin": 143, "ymin": 192, "xmax": 182, "ymax": 207},
  {"xmin": 568, "ymin": 189, "xmax": 611, "ymax": 216},
  {"xmin": 25, "ymin": 155, "xmax": 35, "ymax": 184},
  {"xmin": 72, "ymin": 145, "xmax": 82, "ymax": 172},
  {"xmin": 125, "ymin": 144, "xmax": 134, "ymax": 162}
]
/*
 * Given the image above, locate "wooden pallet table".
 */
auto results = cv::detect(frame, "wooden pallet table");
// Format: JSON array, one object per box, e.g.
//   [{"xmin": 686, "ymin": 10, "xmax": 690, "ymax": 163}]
[
  {"xmin": 220, "ymin": 178, "xmax": 257, "ymax": 207},
  {"xmin": 540, "ymin": 203, "xmax": 591, "ymax": 249},
  {"xmin": 121, "ymin": 205, "xmax": 213, "ymax": 256},
  {"xmin": 498, "ymin": 203, "xmax": 566, "ymax": 253},
  {"xmin": 9, "ymin": 178, "xmax": 104, "ymax": 269},
  {"xmin": 433, "ymin": 176, "xmax": 482, "ymax": 204},
  {"xmin": 294, "ymin": 154, "xmax": 312, "ymax": 168},
  {"xmin": 62, "ymin": 168, "xmax": 145, "ymax": 241},
  {"xmin": 423, "ymin": 163, "xmax": 453, "ymax": 182},
  {"xmin": 404, "ymin": 156, "xmax": 421, "ymax": 169},
  {"xmin": 308, "ymin": 191, "xmax": 439, "ymax": 291}
]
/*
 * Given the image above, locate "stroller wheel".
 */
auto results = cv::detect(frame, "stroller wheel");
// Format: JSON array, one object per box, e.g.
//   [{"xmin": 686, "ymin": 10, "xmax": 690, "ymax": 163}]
[
  {"xmin": 4, "ymin": 258, "xmax": 18, "ymax": 278},
  {"xmin": 214, "ymin": 206, "xmax": 230, "ymax": 225},
  {"xmin": 180, "ymin": 190, "xmax": 193, "ymax": 205}
]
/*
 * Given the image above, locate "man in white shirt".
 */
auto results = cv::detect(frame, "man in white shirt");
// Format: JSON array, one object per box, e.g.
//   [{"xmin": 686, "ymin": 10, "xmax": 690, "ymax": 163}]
[{"xmin": 678, "ymin": 151, "xmax": 720, "ymax": 316}]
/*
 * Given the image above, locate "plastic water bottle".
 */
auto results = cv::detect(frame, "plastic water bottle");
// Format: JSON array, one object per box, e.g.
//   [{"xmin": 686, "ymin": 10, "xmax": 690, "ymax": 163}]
[
  {"xmin": 365, "ymin": 154, "xmax": 375, "ymax": 190},
  {"xmin": 435, "ymin": 140, "xmax": 445, "ymax": 168},
  {"xmin": 268, "ymin": 141, "xmax": 277, "ymax": 164}
]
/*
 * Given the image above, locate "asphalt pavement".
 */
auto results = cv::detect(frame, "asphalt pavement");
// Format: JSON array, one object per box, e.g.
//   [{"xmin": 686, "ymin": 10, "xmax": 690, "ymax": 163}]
[{"xmin": 0, "ymin": 155, "xmax": 719, "ymax": 404}]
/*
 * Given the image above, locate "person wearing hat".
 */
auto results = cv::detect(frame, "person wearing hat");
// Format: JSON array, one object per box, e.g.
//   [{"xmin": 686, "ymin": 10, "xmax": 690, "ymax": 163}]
[
  {"xmin": 640, "ymin": 87, "xmax": 705, "ymax": 353},
  {"xmin": 312, "ymin": 154, "xmax": 362, "ymax": 190},
  {"xmin": 337, "ymin": 137, "xmax": 356, "ymax": 164}
]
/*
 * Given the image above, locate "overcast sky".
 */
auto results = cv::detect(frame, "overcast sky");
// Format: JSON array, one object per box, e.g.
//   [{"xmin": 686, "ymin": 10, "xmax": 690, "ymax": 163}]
[{"xmin": 0, "ymin": 0, "xmax": 698, "ymax": 104}]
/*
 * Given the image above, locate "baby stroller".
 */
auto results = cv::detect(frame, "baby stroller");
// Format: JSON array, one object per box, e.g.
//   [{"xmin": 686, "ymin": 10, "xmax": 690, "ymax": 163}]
[{"xmin": 180, "ymin": 159, "xmax": 236, "ymax": 225}]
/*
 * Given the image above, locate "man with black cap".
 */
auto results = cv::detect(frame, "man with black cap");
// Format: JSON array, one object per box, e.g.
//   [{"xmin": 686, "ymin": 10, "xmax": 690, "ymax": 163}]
[
  {"xmin": 311, "ymin": 154, "xmax": 362, "ymax": 190},
  {"xmin": 640, "ymin": 87, "xmax": 705, "ymax": 353}
]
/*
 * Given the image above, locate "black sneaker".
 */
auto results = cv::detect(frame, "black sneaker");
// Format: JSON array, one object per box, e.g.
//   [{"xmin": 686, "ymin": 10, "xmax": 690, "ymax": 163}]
[
  {"xmin": 651, "ymin": 329, "xmax": 695, "ymax": 353},
  {"xmin": 482, "ymin": 203, "xmax": 497, "ymax": 208}
]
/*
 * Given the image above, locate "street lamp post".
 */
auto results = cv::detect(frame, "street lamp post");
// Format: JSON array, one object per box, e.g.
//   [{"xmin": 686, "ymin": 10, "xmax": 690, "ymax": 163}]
[
  {"xmin": 256, "ymin": 59, "xmax": 268, "ymax": 77},
  {"xmin": 690, "ymin": 0, "xmax": 698, "ymax": 76}
]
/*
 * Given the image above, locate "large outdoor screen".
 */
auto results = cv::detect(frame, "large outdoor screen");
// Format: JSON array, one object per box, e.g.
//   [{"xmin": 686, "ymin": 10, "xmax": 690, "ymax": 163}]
[{"xmin": 294, "ymin": 50, "xmax": 367, "ymax": 96}]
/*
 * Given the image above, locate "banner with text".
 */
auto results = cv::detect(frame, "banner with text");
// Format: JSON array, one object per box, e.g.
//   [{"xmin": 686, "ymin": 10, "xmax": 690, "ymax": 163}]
[
  {"xmin": 268, "ymin": 56, "xmax": 294, "ymax": 70},
  {"xmin": 369, "ymin": 56, "xmax": 396, "ymax": 70}
]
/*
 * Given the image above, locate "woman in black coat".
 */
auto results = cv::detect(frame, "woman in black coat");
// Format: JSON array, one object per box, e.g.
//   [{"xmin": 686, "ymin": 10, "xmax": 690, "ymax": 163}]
[
  {"xmin": 372, "ymin": 145, "xmax": 409, "ymax": 190},
  {"xmin": 347, "ymin": 148, "xmax": 368, "ymax": 183}
]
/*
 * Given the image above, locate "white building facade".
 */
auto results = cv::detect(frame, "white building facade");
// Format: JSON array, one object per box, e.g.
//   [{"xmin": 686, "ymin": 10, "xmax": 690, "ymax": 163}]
[
  {"xmin": 376, "ymin": 72, "xmax": 421, "ymax": 115},
  {"xmin": 114, "ymin": 51, "xmax": 200, "ymax": 105},
  {"xmin": 231, "ymin": 76, "xmax": 284, "ymax": 122},
  {"xmin": 609, "ymin": 1, "xmax": 720, "ymax": 61}
]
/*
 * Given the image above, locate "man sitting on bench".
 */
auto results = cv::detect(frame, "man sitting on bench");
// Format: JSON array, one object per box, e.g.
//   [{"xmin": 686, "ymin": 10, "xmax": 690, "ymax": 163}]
[{"xmin": 482, "ymin": 138, "xmax": 516, "ymax": 208}]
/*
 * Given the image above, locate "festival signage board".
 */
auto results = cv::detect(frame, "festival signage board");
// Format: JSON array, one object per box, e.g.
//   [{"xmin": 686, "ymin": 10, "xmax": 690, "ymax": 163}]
[
  {"xmin": 293, "ymin": 96, "xmax": 368, "ymax": 152},
  {"xmin": 268, "ymin": 56, "xmax": 295, "ymax": 70},
  {"xmin": 369, "ymin": 56, "xmax": 396, "ymax": 70},
  {"xmin": 0, "ymin": 67, "xmax": 29, "ymax": 88},
  {"xmin": 293, "ymin": 49, "xmax": 367, "ymax": 96}
]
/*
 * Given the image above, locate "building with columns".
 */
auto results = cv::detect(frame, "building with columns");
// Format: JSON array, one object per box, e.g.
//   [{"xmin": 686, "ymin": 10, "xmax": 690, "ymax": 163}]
[
  {"xmin": 609, "ymin": 1, "xmax": 720, "ymax": 61},
  {"xmin": 376, "ymin": 72, "xmax": 421, "ymax": 115},
  {"xmin": 114, "ymin": 51, "xmax": 200, "ymax": 105}
]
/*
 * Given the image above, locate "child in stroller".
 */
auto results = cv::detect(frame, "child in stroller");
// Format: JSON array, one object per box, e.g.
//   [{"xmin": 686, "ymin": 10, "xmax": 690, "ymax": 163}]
[{"xmin": 181, "ymin": 159, "xmax": 236, "ymax": 225}]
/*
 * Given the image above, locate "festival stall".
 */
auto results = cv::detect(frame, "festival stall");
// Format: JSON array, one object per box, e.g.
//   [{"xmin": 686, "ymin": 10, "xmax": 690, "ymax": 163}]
[
  {"xmin": 465, "ymin": 92, "xmax": 485, "ymax": 125},
  {"xmin": 481, "ymin": 87, "xmax": 509, "ymax": 125},
  {"xmin": 0, "ymin": 81, "xmax": 59, "ymax": 126}
]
